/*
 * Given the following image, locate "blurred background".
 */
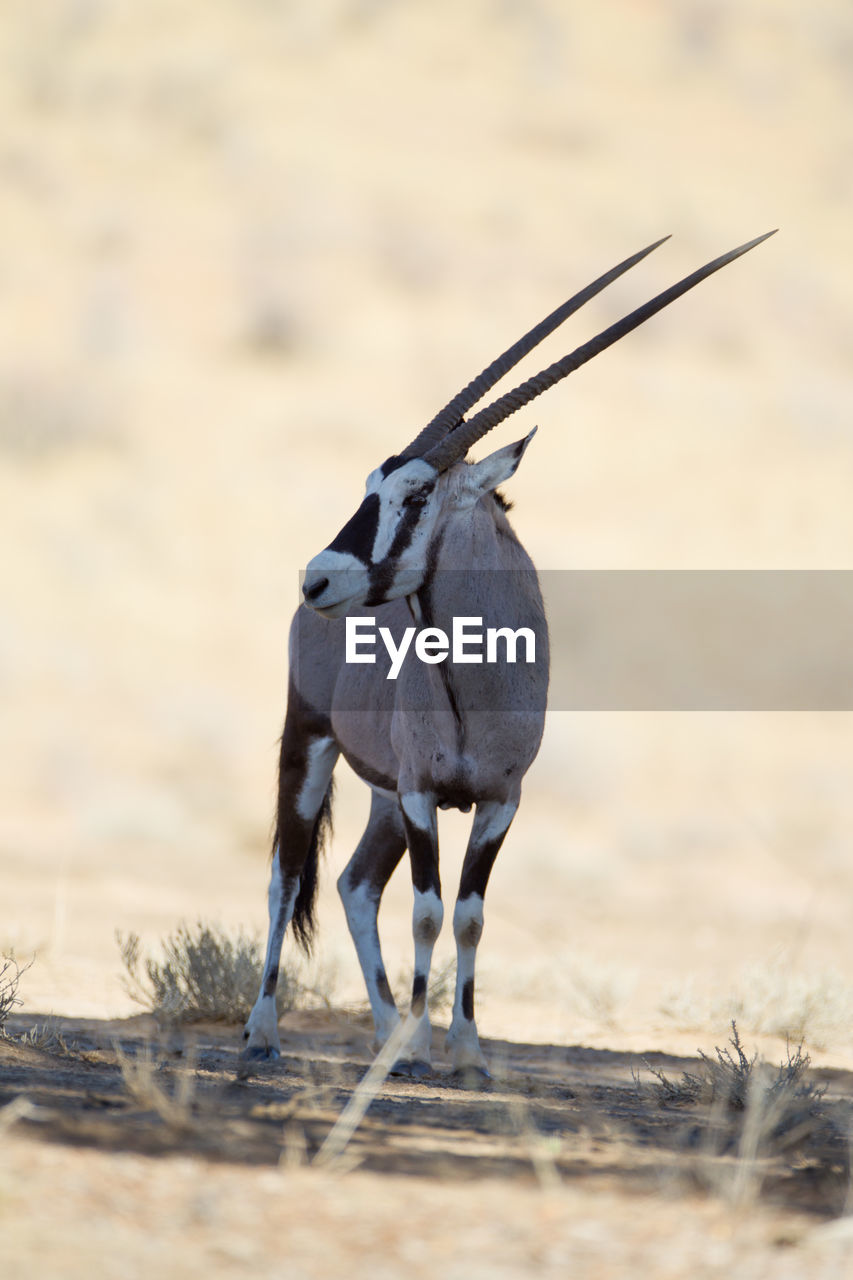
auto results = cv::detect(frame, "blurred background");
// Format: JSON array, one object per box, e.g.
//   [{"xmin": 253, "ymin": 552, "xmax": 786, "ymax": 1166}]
[{"xmin": 2, "ymin": 0, "xmax": 852, "ymax": 1057}]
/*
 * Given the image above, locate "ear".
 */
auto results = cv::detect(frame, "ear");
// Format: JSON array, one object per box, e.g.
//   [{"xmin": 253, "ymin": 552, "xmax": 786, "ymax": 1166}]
[{"xmin": 463, "ymin": 426, "xmax": 537, "ymax": 497}]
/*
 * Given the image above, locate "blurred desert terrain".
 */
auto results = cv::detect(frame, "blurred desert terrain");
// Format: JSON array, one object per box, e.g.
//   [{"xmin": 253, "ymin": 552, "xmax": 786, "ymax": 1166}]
[
  {"xmin": 3, "ymin": 0, "xmax": 853, "ymax": 1050},
  {"xmin": 3, "ymin": 1, "xmax": 853, "ymax": 1273}
]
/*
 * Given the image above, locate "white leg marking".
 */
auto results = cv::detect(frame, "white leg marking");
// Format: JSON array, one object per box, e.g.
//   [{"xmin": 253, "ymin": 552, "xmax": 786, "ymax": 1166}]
[
  {"xmin": 244, "ymin": 847, "xmax": 298, "ymax": 1056},
  {"xmin": 446, "ymin": 894, "xmax": 488, "ymax": 1071},
  {"xmin": 338, "ymin": 875, "xmax": 400, "ymax": 1046},
  {"xmin": 408, "ymin": 886, "xmax": 444, "ymax": 1063},
  {"xmin": 295, "ymin": 737, "xmax": 338, "ymax": 821},
  {"xmin": 400, "ymin": 790, "xmax": 436, "ymax": 834},
  {"xmin": 473, "ymin": 799, "xmax": 518, "ymax": 844}
]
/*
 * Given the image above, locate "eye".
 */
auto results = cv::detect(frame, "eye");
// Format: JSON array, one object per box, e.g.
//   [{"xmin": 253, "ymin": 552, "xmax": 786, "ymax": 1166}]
[{"xmin": 402, "ymin": 489, "xmax": 428, "ymax": 509}]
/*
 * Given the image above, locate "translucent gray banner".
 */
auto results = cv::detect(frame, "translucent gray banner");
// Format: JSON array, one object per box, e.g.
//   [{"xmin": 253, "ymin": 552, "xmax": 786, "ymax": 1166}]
[
  {"xmin": 542, "ymin": 571, "xmax": 853, "ymax": 710},
  {"xmin": 292, "ymin": 571, "xmax": 853, "ymax": 711}
]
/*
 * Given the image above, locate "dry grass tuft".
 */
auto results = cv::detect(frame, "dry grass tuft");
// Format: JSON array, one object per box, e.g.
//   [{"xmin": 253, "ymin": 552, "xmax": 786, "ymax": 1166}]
[
  {"xmin": 117, "ymin": 921, "xmax": 302, "ymax": 1026},
  {"xmin": 314, "ymin": 1015, "xmax": 418, "ymax": 1171},
  {"xmin": 16, "ymin": 1018, "xmax": 78, "ymax": 1056},
  {"xmin": 114, "ymin": 1040, "xmax": 199, "ymax": 1133},
  {"xmin": 1, "ymin": 957, "xmax": 85, "ymax": 1057}
]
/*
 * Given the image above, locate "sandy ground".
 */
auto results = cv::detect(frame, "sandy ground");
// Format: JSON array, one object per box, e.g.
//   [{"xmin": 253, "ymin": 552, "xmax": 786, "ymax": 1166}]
[
  {"xmin": 2, "ymin": 1009, "xmax": 853, "ymax": 1280},
  {"xmin": 2, "ymin": 0, "xmax": 853, "ymax": 1274}
]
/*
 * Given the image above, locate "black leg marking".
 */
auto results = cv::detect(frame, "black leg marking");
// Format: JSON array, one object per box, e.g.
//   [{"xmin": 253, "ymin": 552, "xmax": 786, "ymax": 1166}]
[
  {"xmin": 458, "ymin": 835, "xmax": 504, "ymax": 901},
  {"xmin": 411, "ymin": 973, "xmax": 427, "ymax": 1019},
  {"xmin": 376, "ymin": 968, "xmax": 395, "ymax": 1007},
  {"xmin": 405, "ymin": 821, "xmax": 441, "ymax": 897},
  {"xmin": 461, "ymin": 977, "xmax": 475, "ymax": 1021}
]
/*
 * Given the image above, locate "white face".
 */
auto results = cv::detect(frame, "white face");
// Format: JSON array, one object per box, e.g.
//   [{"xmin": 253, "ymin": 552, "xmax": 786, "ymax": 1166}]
[{"xmin": 302, "ymin": 457, "xmax": 445, "ymax": 618}]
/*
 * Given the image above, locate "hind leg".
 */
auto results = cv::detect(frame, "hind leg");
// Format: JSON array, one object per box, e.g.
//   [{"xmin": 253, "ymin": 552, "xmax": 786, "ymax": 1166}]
[
  {"xmin": 243, "ymin": 723, "xmax": 338, "ymax": 1060},
  {"xmin": 337, "ymin": 789, "xmax": 407, "ymax": 1049}
]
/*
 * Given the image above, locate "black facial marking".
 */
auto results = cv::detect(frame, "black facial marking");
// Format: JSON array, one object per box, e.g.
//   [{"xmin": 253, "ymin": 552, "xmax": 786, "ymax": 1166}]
[
  {"xmin": 303, "ymin": 575, "xmax": 329, "ymax": 603},
  {"xmin": 365, "ymin": 564, "xmax": 395, "ymax": 607},
  {"xmin": 328, "ymin": 492, "xmax": 380, "ymax": 564},
  {"xmin": 365, "ymin": 496, "xmax": 428, "ymax": 606},
  {"xmin": 411, "ymin": 973, "xmax": 427, "ymax": 1018},
  {"xmin": 380, "ymin": 454, "xmax": 406, "ymax": 478},
  {"xmin": 462, "ymin": 977, "xmax": 475, "ymax": 1021},
  {"xmin": 385, "ymin": 486, "xmax": 432, "ymax": 558}
]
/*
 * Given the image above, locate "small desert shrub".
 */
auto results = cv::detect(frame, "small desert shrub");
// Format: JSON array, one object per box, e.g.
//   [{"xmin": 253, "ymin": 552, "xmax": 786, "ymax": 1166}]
[
  {"xmin": 0, "ymin": 955, "xmax": 32, "ymax": 1032},
  {"xmin": 640, "ymin": 1021, "xmax": 846, "ymax": 1202},
  {"xmin": 644, "ymin": 1022, "xmax": 825, "ymax": 1115},
  {"xmin": 117, "ymin": 921, "xmax": 302, "ymax": 1026}
]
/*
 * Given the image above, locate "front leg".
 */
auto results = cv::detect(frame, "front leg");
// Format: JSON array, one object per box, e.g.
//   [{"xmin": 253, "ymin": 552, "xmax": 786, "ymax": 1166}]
[
  {"xmin": 446, "ymin": 798, "xmax": 518, "ymax": 1079},
  {"xmin": 395, "ymin": 790, "xmax": 443, "ymax": 1076}
]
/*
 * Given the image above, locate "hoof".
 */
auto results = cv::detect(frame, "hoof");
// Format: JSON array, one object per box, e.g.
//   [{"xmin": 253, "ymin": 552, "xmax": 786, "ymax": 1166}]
[
  {"xmin": 451, "ymin": 1064, "xmax": 492, "ymax": 1090},
  {"xmin": 389, "ymin": 1058, "xmax": 432, "ymax": 1079},
  {"xmin": 240, "ymin": 1044, "xmax": 281, "ymax": 1063}
]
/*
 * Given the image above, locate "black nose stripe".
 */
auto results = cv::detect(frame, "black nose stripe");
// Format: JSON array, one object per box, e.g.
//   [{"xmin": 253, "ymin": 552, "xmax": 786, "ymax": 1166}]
[
  {"xmin": 303, "ymin": 576, "xmax": 329, "ymax": 602},
  {"xmin": 328, "ymin": 493, "xmax": 380, "ymax": 564}
]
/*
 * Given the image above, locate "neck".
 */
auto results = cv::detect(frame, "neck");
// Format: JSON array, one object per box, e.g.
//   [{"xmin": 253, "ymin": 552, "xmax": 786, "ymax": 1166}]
[{"xmin": 410, "ymin": 499, "xmax": 545, "ymax": 716}]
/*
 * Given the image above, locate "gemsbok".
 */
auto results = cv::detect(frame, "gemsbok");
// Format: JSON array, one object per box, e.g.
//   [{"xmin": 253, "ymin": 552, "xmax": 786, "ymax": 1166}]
[{"xmin": 243, "ymin": 230, "xmax": 776, "ymax": 1079}]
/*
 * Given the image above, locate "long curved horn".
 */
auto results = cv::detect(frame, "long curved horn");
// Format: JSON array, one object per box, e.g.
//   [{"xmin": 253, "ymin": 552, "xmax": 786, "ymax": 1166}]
[
  {"xmin": 398, "ymin": 236, "xmax": 671, "ymax": 461},
  {"xmin": 423, "ymin": 230, "xmax": 777, "ymax": 474}
]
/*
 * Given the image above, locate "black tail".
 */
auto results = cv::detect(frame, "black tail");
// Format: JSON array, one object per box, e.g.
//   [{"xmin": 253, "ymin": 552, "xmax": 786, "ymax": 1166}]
[{"xmin": 284, "ymin": 777, "xmax": 334, "ymax": 954}]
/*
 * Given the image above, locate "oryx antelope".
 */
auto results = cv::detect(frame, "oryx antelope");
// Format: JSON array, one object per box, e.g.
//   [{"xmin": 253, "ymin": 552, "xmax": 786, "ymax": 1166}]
[{"xmin": 243, "ymin": 230, "xmax": 775, "ymax": 1078}]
